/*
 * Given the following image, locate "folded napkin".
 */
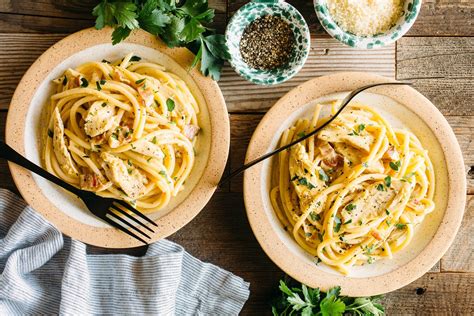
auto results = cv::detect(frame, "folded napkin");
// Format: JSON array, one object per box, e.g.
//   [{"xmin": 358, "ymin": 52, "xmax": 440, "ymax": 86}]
[{"xmin": 0, "ymin": 189, "xmax": 250, "ymax": 315}]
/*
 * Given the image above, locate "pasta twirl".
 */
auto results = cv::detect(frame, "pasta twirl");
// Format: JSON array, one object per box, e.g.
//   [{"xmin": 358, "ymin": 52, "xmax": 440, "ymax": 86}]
[
  {"xmin": 270, "ymin": 103, "xmax": 435, "ymax": 275},
  {"xmin": 43, "ymin": 53, "xmax": 200, "ymax": 213}
]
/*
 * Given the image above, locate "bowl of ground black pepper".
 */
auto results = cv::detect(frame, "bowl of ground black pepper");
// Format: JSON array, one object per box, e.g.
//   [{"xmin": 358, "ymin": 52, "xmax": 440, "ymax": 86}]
[{"xmin": 226, "ymin": 0, "xmax": 310, "ymax": 85}]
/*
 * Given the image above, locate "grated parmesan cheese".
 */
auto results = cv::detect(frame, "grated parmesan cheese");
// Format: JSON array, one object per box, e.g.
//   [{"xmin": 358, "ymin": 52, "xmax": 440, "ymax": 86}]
[{"xmin": 326, "ymin": 0, "xmax": 404, "ymax": 36}]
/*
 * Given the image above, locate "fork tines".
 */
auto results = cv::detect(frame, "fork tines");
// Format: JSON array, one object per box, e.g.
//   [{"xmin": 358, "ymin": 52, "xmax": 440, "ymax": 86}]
[{"xmin": 104, "ymin": 200, "xmax": 158, "ymax": 244}]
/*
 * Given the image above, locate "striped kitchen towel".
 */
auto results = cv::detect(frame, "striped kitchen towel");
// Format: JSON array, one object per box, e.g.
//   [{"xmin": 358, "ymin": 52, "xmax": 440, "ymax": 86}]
[{"xmin": 0, "ymin": 189, "xmax": 250, "ymax": 315}]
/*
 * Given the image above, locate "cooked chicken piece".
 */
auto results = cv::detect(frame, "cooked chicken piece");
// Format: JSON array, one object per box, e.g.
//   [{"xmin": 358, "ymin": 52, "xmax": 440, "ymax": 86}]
[
  {"xmin": 318, "ymin": 124, "xmax": 374, "ymax": 152},
  {"xmin": 289, "ymin": 144, "xmax": 327, "ymax": 215},
  {"xmin": 341, "ymin": 180, "xmax": 403, "ymax": 225},
  {"xmin": 183, "ymin": 124, "xmax": 200, "ymax": 140},
  {"xmin": 317, "ymin": 141, "xmax": 344, "ymax": 169},
  {"xmin": 52, "ymin": 107, "xmax": 78, "ymax": 177},
  {"xmin": 131, "ymin": 139, "xmax": 164, "ymax": 159},
  {"xmin": 79, "ymin": 173, "xmax": 109, "ymax": 192},
  {"xmin": 365, "ymin": 159, "xmax": 385, "ymax": 173},
  {"xmin": 382, "ymin": 145, "xmax": 400, "ymax": 161},
  {"xmin": 333, "ymin": 143, "xmax": 363, "ymax": 166},
  {"xmin": 111, "ymin": 68, "xmax": 130, "ymax": 84},
  {"xmin": 84, "ymin": 101, "xmax": 116, "ymax": 137},
  {"xmin": 137, "ymin": 83, "xmax": 154, "ymax": 107},
  {"xmin": 100, "ymin": 152, "xmax": 146, "ymax": 199}
]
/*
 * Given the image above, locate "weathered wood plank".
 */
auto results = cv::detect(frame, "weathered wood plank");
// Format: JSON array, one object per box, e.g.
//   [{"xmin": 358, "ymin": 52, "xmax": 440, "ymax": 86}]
[
  {"xmin": 0, "ymin": 34, "xmax": 65, "ymax": 110},
  {"xmin": 397, "ymin": 37, "xmax": 474, "ymax": 116},
  {"xmin": 0, "ymin": 13, "xmax": 93, "ymax": 33},
  {"xmin": 0, "ymin": 0, "xmax": 97, "ymax": 19},
  {"xmin": 229, "ymin": 0, "xmax": 474, "ymax": 37},
  {"xmin": 382, "ymin": 272, "xmax": 474, "ymax": 315},
  {"xmin": 229, "ymin": 114, "xmax": 474, "ymax": 194},
  {"xmin": 0, "ymin": 1, "xmax": 227, "ymax": 33},
  {"xmin": 221, "ymin": 38, "xmax": 395, "ymax": 112},
  {"xmin": 441, "ymin": 196, "xmax": 474, "ymax": 272}
]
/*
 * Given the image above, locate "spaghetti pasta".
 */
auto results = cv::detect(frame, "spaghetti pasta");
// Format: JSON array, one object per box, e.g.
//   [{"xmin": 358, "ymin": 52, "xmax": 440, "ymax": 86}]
[
  {"xmin": 270, "ymin": 102, "xmax": 435, "ymax": 274},
  {"xmin": 43, "ymin": 53, "xmax": 200, "ymax": 213}
]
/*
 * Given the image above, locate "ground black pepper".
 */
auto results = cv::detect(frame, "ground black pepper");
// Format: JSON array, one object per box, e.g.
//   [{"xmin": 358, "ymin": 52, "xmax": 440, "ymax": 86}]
[{"xmin": 239, "ymin": 15, "xmax": 295, "ymax": 70}]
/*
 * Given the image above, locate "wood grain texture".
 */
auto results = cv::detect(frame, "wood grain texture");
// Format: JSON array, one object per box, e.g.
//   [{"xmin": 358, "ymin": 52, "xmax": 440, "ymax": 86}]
[
  {"xmin": 396, "ymin": 37, "xmax": 474, "ymax": 116},
  {"xmin": 441, "ymin": 196, "xmax": 474, "ymax": 272},
  {"xmin": 221, "ymin": 38, "xmax": 395, "ymax": 112},
  {"xmin": 0, "ymin": 34, "xmax": 65, "ymax": 110},
  {"xmin": 0, "ymin": 0, "xmax": 226, "ymax": 33},
  {"xmin": 228, "ymin": 0, "xmax": 474, "ymax": 37},
  {"xmin": 382, "ymin": 272, "xmax": 474, "ymax": 315}
]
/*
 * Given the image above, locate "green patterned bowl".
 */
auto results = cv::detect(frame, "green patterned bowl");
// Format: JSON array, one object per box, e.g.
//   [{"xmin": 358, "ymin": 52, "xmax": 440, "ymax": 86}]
[
  {"xmin": 314, "ymin": 0, "xmax": 422, "ymax": 49},
  {"xmin": 225, "ymin": 0, "xmax": 310, "ymax": 85}
]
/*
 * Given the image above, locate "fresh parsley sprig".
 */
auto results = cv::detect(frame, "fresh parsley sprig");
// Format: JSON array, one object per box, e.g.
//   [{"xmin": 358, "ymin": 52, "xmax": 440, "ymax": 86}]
[
  {"xmin": 92, "ymin": 0, "xmax": 230, "ymax": 80},
  {"xmin": 272, "ymin": 278, "xmax": 385, "ymax": 316}
]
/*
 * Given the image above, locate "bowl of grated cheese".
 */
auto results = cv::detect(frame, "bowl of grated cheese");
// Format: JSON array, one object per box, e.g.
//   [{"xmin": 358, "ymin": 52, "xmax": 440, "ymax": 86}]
[{"xmin": 314, "ymin": 0, "xmax": 422, "ymax": 49}]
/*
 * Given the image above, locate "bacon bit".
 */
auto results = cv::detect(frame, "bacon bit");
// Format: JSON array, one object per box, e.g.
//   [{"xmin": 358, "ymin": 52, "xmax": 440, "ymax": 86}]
[
  {"xmin": 111, "ymin": 68, "xmax": 130, "ymax": 84},
  {"xmin": 371, "ymin": 230, "xmax": 383, "ymax": 241},
  {"xmin": 91, "ymin": 133, "xmax": 107, "ymax": 146},
  {"xmin": 80, "ymin": 173, "xmax": 104, "ymax": 191},
  {"xmin": 318, "ymin": 141, "xmax": 344, "ymax": 168},
  {"xmin": 137, "ymin": 85, "xmax": 154, "ymax": 107},
  {"xmin": 183, "ymin": 124, "xmax": 200, "ymax": 140},
  {"xmin": 383, "ymin": 145, "xmax": 400, "ymax": 161}
]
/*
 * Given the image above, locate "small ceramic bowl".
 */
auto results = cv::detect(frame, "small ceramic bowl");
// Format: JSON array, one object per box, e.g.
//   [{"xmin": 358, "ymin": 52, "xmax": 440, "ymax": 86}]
[
  {"xmin": 314, "ymin": 0, "xmax": 422, "ymax": 49},
  {"xmin": 226, "ymin": 0, "xmax": 310, "ymax": 85}
]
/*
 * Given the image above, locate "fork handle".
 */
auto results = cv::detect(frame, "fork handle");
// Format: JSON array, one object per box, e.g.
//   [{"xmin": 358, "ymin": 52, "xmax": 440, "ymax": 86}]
[{"xmin": 0, "ymin": 141, "xmax": 83, "ymax": 196}]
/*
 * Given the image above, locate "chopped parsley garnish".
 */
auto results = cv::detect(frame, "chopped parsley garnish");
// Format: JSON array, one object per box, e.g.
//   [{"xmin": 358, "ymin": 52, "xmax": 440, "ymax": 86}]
[
  {"xmin": 376, "ymin": 183, "xmax": 386, "ymax": 191},
  {"xmin": 362, "ymin": 162, "xmax": 369, "ymax": 168},
  {"xmin": 62, "ymin": 76, "xmax": 68, "ymax": 86},
  {"xmin": 385, "ymin": 209, "xmax": 390, "ymax": 215},
  {"xmin": 47, "ymin": 129, "xmax": 53, "ymax": 138},
  {"xmin": 318, "ymin": 169, "xmax": 329, "ymax": 182},
  {"xmin": 127, "ymin": 160, "xmax": 132, "ymax": 166},
  {"xmin": 96, "ymin": 81, "xmax": 102, "ymax": 91},
  {"xmin": 305, "ymin": 232, "xmax": 312, "ymax": 237},
  {"xmin": 367, "ymin": 256, "xmax": 375, "ymax": 264},
  {"xmin": 357, "ymin": 124, "xmax": 366, "ymax": 133},
  {"xmin": 127, "ymin": 168, "xmax": 132, "ymax": 174},
  {"xmin": 390, "ymin": 160, "xmax": 401, "ymax": 171},
  {"xmin": 344, "ymin": 219, "xmax": 352, "ymax": 225},
  {"xmin": 297, "ymin": 132, "xmax": 306, "ymax": 138},
  {"xmin": 384, "ymin": 175, "xmax": 392, "ymax": 188},
  {"xmin": 101, "ymin": 102, "xmax": 107, "ymax": 107},
  {"xmin": 395, "ymin": 223, "xmax": 407, "ymax": 229},
  {"xmin": 345, "ymin": 204, "xmax": 356, "ymax": 212},
  {"xmin": 166, "ymin": 98, "xmax": 175, "ymax": 111},
  {"xmin": 100, "ymin": 79, "xmax": 106, "ymax": 85},
  {"xmin": 135, "ymin": 78, "xmax": 146, "ymax": 84},
  {"xmin": 130, "ymin": 55, "xmax": 141, "ymax": 62},
  {"xmin": 159, "ymin": 170, "xmax": 166, "ymax": 176},
  {"xmin": 147, "ymin": 157, "xmax": 152, "ymax": 162},
  {"xmin": 334, "ymin": 216, "xmax": 342, "ymax": 232},
  {"xmin": 151, "ymin": 136, "xmax": 157, "ymax": 144},
  {"xmin": 101, "ymin": 59, "xmax": 111, "ymax": 64},
  {"xmin": 80, "ymin": 78, "xmax": 89, "ymax": 87},
  {"xmin": 111, "ymin": 133, "xmax": 118, "ymax": 140},
  {"xmin": 298, "ymin": 177, "xmax": 315, "ymax": 189},
  {"xmin": 309, "ymin": 212, "xmax": 320, "ymax": 221}
]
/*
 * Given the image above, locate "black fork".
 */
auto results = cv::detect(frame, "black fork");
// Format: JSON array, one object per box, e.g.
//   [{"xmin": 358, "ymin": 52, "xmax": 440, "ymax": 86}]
[{"xmin": 0, "ymin": 141, "xmax": 157, "ymax": 244}]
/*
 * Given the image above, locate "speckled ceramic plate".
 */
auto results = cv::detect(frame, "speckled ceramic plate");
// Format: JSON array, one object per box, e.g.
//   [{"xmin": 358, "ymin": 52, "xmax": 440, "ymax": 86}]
[
  {"xmin": 243, "ymin": 72, "xmax": 465, "ymax": 296},
  {"xmin": 6, "ymin": 28, "xmax": 230, "ymax": 248}
]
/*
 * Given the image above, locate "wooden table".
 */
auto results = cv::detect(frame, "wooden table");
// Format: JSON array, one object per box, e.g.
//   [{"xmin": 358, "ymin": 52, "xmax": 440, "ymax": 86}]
[{"xmin": 0, "ymin": 0, "xmax": 472, "ymax": 314}]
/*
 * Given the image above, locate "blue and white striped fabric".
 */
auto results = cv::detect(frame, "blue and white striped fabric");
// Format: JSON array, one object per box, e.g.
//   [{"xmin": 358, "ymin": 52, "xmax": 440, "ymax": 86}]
[{"xmin": 0, "ymin": 189, "xmax": 250, "ymax": 315}]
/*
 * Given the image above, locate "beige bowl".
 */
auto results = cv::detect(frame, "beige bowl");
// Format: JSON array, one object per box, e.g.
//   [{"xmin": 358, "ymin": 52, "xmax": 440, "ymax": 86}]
[
  {"xmin": 243, "ymin": 72, "xmax": 466, "ymax": 296},
  {"xmin": 6, "ymin": 28, "xmax": 230, "ymax": 248}
]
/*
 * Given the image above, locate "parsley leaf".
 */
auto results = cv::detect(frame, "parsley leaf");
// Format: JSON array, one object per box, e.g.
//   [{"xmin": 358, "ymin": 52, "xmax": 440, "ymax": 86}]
[
  {"xmin": 166, "ymin": 98, "xmax": 175, "ymax": 111},
  {"xmin": 376, "ymin": 183, "xmax": 386, "ymax": 191},
  {"xmin": 334, "ymin": 216, "xmax": 342, "ymax": 233},
  {"xmin": 92, "ymin": 0, "xmax": 229, "ymax": 80},
  {"xmin": 80, "ymin": 78, "xmax": 89, "ymax": 87},
  {"xmin": 318, "ymin": 169, "xmax": 329, "ymax": 182},
  {"xmin": 390, "ymin": 160, "xmax": 401, "ymax": 171},
  {"xmin": 384, "ymin": 175, "xmax": 392, "ymax": 188}
]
